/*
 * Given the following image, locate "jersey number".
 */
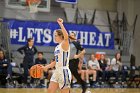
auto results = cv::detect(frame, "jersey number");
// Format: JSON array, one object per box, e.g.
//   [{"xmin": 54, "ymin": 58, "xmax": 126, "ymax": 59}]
[{"xmin": 55, "ymin": 55, "xmax": 58, "ymax": 62}]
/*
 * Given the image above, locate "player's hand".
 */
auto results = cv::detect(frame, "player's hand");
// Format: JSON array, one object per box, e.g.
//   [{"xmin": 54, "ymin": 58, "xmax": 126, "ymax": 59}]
[
  {"xmin": 57, "ymin": 18, "xmax": 63, "ymax": 24},
  {"xmin": 43, "ymin": 65, "xmax": 49, "ymax": 72},
  {"xmin": 74, "ymin": 54, "xmax": 79, "ymax": 59}
]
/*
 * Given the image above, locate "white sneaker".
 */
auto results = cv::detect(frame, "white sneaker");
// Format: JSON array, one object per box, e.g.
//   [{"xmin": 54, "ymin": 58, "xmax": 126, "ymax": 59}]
[
  {"xmin": 6, "ymin": 74, "xmax": 11, "ymax": 80},
  {"xmin": 86, "ymin": 80, "xmax": 89, "ymax": 83},
  {"xmin": 72, "ymin": 80, "xmax": 77, "ymax": 83}
]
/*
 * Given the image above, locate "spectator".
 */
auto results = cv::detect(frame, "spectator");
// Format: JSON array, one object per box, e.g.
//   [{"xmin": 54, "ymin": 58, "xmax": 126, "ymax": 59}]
[
  {"xmin": 17, "ymin": 38, "xmax": 37, "ymax": 86},
  {"xmin": 35, "ymin": 52, "xmax": 47, "ymax": 65},
  {"xmin": 121, "ymin": 65, "xmax": 128, "ymax": 85},
  {"xmin": 110, "ymin": 52, "xmax": 122, "ymax": 84},
  {"xmin": 0, "ymin": 50, "xmax": 12, "ymax": 86},
  {"xmin": 35, "ymin": 52, "xmax": 47, "ymax": 87},
  {"xmin": 86, "ymin": 53, "xmax": 101, "ymax": 86},
  {"xmin": 98, "ymin": 54, "xmax": 111, "ymax": 84}
]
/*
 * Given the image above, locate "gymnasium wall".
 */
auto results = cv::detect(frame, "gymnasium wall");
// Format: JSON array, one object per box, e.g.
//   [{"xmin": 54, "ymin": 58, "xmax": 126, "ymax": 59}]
[
  {"xmin": 117, "ymin": 0, "xmax": 140, "ymax": 66},
  {"xmin": 134, "ymin": 0, "xmax": 140, "ymax": 66},
  {"xmin": 61, "ymin": 0, "xmax": 117, "ymax": 11},
  {"xmin": 0, "ymin": 0, "xmax": 117, "ymax": 21},
  {"xmin": 0, "ymin": 0, "xmax": 118, "ymax": 33},
  {"xmin": 0, "ymin": 0, "xmax": 136, "ymax": 66}
]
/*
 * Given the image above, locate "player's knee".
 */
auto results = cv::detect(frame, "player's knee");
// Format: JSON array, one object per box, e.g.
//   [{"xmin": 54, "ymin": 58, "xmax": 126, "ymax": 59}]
[
  {"xmin": 47, "ymin": 88, "xmax": 56, "ymax": 93},
  {"xmin": 60, "ymin": 88, "xmax": 70, "ymax": 93}
]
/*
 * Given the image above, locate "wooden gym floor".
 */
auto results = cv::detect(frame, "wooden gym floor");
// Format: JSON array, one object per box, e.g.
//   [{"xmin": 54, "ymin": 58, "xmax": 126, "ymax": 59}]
[{"xmin": 0, "ymin": 88, "xmax": 139, "ymax": 93}]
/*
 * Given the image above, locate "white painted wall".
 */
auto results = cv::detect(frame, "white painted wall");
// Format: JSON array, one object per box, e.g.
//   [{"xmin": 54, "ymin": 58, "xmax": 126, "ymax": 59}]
[
  {"xmin": 61, "ymin": 0, "xmax": 117, "ymax": 11},
  {"xmin": 0, "ymin": 0, "xmax": 117, "ymax": 21},
  {"xmin": 134, "ymin": 0, "xmax": 140, "ymax": 66},
  {"xmin": 117, "ymin": 0, "xmax": 140, "ymax": 66},
  {"xmin": 0, "ymin": 1, "xmax": 65, "ymax": 22},
  {"xmin": 117, "ymin": 0, "xmax": 135, "ymax": 25}
]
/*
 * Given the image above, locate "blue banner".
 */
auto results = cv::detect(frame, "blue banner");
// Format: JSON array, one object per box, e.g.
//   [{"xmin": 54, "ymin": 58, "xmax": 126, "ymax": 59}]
[
  {"xmin": 55, "ymin": 0, "xmax": 77, "ymax": 4},
  {"xmin": 4, "ymin": 19, "xmax": 114, "ymax": 49}
]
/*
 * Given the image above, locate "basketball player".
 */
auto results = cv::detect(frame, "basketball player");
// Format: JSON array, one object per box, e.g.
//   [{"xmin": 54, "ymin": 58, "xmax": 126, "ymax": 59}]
[
  {"xmin": 69, "ymin": 32, "xmax": 87, "ymax": 93},
  {"xmin": 44, "ymin": 18, "xmax": 71, "ymax": 93}
]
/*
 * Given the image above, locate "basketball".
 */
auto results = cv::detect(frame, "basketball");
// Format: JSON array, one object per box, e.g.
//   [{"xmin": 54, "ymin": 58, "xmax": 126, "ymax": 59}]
[{"xmin": 29, "ymin": 64, "xmax": 44, "ymax": 78}]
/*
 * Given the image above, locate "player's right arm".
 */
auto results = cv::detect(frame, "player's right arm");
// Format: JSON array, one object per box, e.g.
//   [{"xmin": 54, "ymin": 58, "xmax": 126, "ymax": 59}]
[
  {"xmin": 44, "ymin": 59, "xmax": 56, "ymax": 72},
  {"xmin": 57, "ymin": 18, "xmax": 69, "ymax": 51}
]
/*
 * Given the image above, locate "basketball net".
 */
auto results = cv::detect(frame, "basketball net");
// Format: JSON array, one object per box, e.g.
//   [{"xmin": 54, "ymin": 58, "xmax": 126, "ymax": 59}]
[{"xmin": 27, "ymin": 0, "xmax": 41, "ymax": 13}]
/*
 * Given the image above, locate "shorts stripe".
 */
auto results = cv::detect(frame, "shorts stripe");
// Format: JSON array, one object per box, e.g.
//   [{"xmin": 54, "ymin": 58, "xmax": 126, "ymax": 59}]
[
  {"xmin": 66, "ymin": 69, "xmax": 70, "ymax": 83},
  {"xmin": 63, "ymin": 52, "xmax": 68, "ymax": 66},
  {"xmin": 63, "ymin": 52, "xmax": 65, "ymax": 66},
  {"xmin": 61, "ymin": 69, "xmax": 66, "ymax": 89}
]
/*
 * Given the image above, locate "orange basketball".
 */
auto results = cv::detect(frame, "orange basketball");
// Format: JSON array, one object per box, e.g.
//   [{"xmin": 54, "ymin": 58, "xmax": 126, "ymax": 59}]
[{"xmin": 30, "ymin": 64, "xmax": 44, "ymax": 78}]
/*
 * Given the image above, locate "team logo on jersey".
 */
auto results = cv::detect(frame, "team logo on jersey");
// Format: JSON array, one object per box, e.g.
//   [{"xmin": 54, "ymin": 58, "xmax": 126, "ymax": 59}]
[{"xmin": 54, "ymin": 50, "xmax": 60, "ymax": 55}]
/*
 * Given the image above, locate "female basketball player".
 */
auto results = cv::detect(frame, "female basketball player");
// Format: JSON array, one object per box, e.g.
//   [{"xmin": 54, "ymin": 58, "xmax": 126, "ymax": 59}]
[{"xmin": 44, "ymin": 18, "xmax": 71, "ymax": 93}]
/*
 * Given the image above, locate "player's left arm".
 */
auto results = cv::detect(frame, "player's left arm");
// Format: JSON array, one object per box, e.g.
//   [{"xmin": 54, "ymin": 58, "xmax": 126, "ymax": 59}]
[
  {"xmin": 74, "ymin": 49, "xmax": 86, "ymax": 58},
  {"xmin": 57, "ymin": 18, "xmax": 69, "ymax": 51},
  {"xmin": 74, "ymin": 42, "xmax": 86, "ymax": 59}
]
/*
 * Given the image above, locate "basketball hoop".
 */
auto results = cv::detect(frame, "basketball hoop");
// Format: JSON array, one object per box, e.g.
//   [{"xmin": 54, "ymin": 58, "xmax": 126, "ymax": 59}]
[{"xmin": 26, "ymin": 0, "xmax": 41, "ymax": 13}]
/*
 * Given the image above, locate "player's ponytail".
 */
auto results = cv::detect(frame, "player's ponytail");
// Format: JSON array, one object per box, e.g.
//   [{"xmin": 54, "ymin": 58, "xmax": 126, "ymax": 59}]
[{"xmin": 68, "ymin": 35, "xmax": 76, "ymax": 40}]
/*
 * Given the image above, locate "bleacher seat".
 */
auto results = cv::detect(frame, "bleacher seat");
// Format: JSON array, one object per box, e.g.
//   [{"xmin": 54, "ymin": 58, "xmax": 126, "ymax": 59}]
[{"xmin": 127, "ymin": 66, "xmax": 139, "ymax": 87}]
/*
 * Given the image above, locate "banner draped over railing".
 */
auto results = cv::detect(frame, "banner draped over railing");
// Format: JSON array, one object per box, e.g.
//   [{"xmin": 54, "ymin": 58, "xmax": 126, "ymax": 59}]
[{"xmin": 3, "ymin": 18, "xmax": 114, "ymax": 49}]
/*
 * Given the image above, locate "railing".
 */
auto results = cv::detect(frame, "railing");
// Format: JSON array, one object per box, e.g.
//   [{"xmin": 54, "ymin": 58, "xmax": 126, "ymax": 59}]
[
  {"xmin": 0, "ymin": 21, "xmax": 11, "ymax": 61},
  {"xmin": 120, "ymin": 31, "xmax": 133, "ymax": 56}
]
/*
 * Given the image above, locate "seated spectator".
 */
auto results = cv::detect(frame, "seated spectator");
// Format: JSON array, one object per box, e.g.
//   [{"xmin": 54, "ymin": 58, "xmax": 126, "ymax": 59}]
[
  {"xmin": 121, "ymin": 65, "xmax": 128, "ymax": 85},
  {"xmin": 110, "ymin": 52, "xmax": 122, "ymax": 84},
  {"xmin": 35, "ymin": 52, "xmax": 47, "ymax": 65},
  {"xmin": 86, "ymin": 53, "xmax": 101, "ymax": 86},
  {"xmin": 0, "ymin": 50, "xmax": 12, "ymax": 86},
  {"xmin": 35, "ymin": 52, "xmax": 47, "ymax": 87},
  {"xmin": 98, "ymin": 54, "xmax": 111, "ymax": 84}
]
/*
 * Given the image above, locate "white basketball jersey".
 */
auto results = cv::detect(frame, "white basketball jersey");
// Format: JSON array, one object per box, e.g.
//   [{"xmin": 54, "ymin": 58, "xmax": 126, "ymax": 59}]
[{"xmin": 54, "ymin": 43, "xmax": 70, "ymax": 69}]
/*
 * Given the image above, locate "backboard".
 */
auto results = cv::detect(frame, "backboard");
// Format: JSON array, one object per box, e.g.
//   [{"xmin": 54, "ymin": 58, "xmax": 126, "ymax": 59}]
[{"xmin": 5, "ymin": 0, "xmax": 50, "ymax": 12}]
